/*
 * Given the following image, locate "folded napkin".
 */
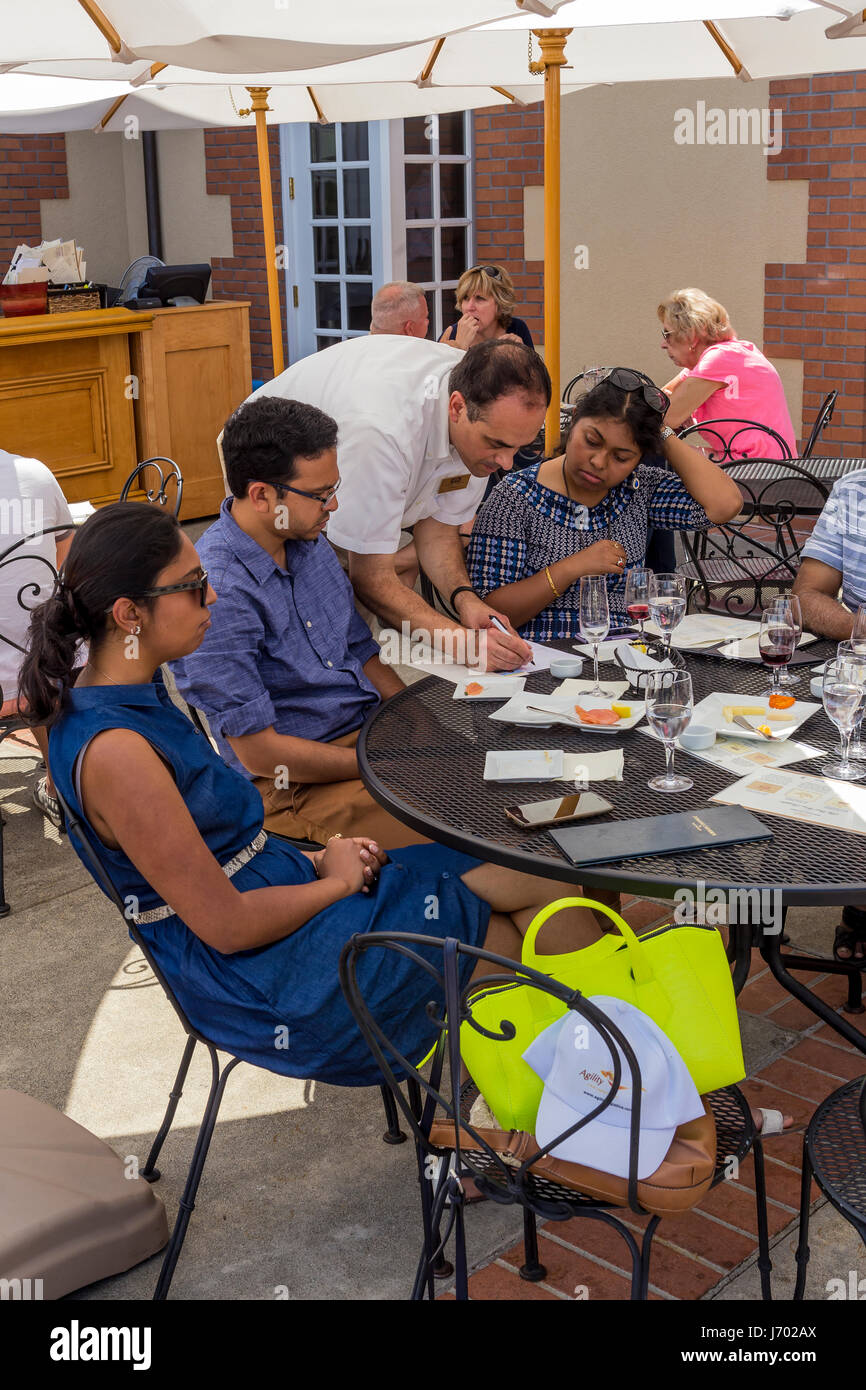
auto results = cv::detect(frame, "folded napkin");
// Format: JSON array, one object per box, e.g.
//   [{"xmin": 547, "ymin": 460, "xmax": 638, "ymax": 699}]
[
  {"xmin": 614, "ymin": 642, "xmax": 676, "ymax": 673},
  {"xmin": 563, "ymin": 749, "xmax": 624, "ymax": 783}
]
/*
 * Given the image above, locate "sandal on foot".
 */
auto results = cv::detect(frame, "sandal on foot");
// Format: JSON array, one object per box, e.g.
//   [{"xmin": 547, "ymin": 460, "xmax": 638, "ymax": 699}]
[
  {"xmin": 754, "ymin": 1108, "xmax": 788, "ymax": 1137},
  {"xmin": 833, "ymin": 923, "xmax": 866, "ymax": 965},
  {"xmin": 32, "ymin": 775, "xmax": 62, "ymax": 829}
]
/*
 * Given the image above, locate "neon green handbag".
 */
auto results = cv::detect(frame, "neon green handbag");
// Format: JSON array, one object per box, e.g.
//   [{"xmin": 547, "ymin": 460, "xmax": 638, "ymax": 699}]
[{"xmin": 460, "ymin": 897, "xmax": 745, "ymax": 1132}]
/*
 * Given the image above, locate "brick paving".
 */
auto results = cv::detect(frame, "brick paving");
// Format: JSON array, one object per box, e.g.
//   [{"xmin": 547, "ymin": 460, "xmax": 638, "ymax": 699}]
[{"xmin": 443, "ymin": 894, "xmax": 865, "ymax": 1301}]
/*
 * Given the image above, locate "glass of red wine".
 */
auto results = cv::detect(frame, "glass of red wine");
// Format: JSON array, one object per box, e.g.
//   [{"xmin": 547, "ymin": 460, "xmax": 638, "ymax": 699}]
[
  {"xmin": 759, "ymin": 603, "xmax": 796, "ymax": 697},
  {"xmin": 625, "ymin": 565, "xmax": 653, "ymax": 642}
]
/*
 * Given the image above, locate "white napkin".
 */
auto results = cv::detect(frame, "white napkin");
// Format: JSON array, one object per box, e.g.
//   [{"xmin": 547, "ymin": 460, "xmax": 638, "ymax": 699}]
[
  {"xmin": 614, "ymin": 642, "xmax": 675, "ymax": 673},
  {"xmin": 563, "ymin": 749, "xmax": 624, "ymax": 783},
  {"xmin": 572, "ymin": 640, "xmax": 621, "ymax": 663}
]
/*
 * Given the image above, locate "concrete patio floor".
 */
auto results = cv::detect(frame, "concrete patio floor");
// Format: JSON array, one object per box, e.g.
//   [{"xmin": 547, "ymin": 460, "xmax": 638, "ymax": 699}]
[{"xmin": 1, "ymin": 728, "xmax": 864, "ymax": 1303}]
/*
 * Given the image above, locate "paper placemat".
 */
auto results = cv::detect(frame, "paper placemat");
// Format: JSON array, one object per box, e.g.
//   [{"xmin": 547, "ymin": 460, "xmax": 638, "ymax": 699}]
[
  {"xmin": 638, "ymin": 726, "xmax": 822, "ymax": 774},
  {"xmin": 710, "ymin": 766, "xmax": 866, "ymax": 835}
]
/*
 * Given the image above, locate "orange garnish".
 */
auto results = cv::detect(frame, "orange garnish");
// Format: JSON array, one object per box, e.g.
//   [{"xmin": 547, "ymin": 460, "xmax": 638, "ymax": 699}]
[
  {"xmin": 768, "ymin": 694, "xmax": 795, "ymax": 709},
  {"xmin": 575, "ymin": 705, "xmax": 621, "ymax": 725},
  {"xmin": 464, "ymin": 681, "xmax": 484, "ymax": 696}
]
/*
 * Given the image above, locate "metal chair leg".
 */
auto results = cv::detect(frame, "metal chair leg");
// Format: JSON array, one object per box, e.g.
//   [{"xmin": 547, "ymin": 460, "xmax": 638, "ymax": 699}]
[
  {"xmin": 751, "ymin": 1137, "xmax": 773, "ymax": 1301},
  {"xmin": 793, "ymin": 1144, "xmax": 813, "ymax": 1302},
  {"xmin": 380, "ymin": 1083, "xmax": 407, "ymax": 1144},
  {"xmin": 520, "ymin": 1208, "xmax": 547, "ymax": 1282},
  {"xmin": 639, "ymin": 1215, "xmax": 660, "ymax": 1300},
  {"xmin": 141, "ymin": 1035, "xmax": 197, "ymax": 1182},
  {"xmin": 152, "ymin": 1048, "xmax": 242, "ymax": 1301},
  {"xmin": 0, "ymin": 811, "xmax": 10, "ymax": 919}
]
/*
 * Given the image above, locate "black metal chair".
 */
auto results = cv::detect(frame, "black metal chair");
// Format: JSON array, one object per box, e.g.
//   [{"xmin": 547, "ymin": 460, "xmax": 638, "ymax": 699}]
[
  {"xmin": 119, "ymin": 457, "xmax": 184, "ymax": 516},
  {"xmin": 676, "ymin": 458, "xmax": 829, "ymax": 618},
  {"xmin": 0, "ymin": 524, "xmax": 75, "ymax": 914},
  {"xmin": 794, "ymin": 1075, "xmax": 866, "ymax": 1300},
  {"xmin": 678, "ymin": 418, "xmax": 794, "ymax": 462},
  {"xmin": 52, "ymin": 782, "xmax": 411, "ymax": 1299},
  {"xmin": 802, "ymin": 390, "xmax": 838, "ymax": 460},
  {"xmin": 339, "ymin": 931, "xmax": 772, "ymax": 1302}
]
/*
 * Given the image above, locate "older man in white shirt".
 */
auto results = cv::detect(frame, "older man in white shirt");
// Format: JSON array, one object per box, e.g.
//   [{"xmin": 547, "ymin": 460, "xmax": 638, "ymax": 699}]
[{"xmin": 249, "ymin": 336, "xmax": 549, "ymax": 669}]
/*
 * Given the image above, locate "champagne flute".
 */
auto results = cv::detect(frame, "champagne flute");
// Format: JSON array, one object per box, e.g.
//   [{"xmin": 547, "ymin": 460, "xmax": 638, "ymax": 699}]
[
  {"xmin": 648, "ymin": 573, "xmax": 686, "ymax": 658},
  {"xmin": 646, "ymin": 669, "xmax": 694, "ymax": 793},
  {"xmin": 579, "ymin": 574, "xmax": 613, "ymax": 697},
  {"xmin": 837, "ymin": 641, "xmax": 866, "ymax": 759},
  {"xmin": 758, "ymin": 605, "xmax": 796, "ymax": 697},
  {"xmin": 773, "ymin": 594, "xmax": 802, "ymax": 687},
  {"xmin": 822, "ymin": 658, "xmax": 866, "ymax": 781},
  {"xmin": 625, "ymin": 565, "xmax": 653, "ymax": 643}
]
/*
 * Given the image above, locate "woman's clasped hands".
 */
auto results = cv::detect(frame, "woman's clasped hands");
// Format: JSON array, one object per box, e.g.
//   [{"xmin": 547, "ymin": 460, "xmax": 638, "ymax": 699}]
[{"xmin": 314, "ymin": 835, "xmax": 389, "ymax": 895}]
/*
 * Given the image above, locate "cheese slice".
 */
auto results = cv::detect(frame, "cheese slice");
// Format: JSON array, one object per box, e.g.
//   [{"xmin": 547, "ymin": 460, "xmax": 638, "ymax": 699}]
[
  {"xmin": 722, "ymin": 704, "xmax": 766, "ymax": 722},
  {"xmin": 766, "ymin": 710, "xmax": 795, "ymax": 723}
]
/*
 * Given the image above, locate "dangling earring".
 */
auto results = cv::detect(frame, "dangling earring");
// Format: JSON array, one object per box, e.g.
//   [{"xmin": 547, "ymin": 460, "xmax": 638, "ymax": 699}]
[
  {"xmin": 132, "ymin": 625, "xmax": 141, "ymax": 635},
  {"xmin": 631, "ymin": 475, "xmax": 640, "ymax": 492}
]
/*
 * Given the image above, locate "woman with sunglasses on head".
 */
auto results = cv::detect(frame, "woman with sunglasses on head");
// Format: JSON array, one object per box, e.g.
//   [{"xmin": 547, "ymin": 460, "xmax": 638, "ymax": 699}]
[
  {"xmin": 439, "ymin": 264, "xmax": 534, "ymax": 352},
  {"xmin": 466, "ymin": 369, "xmax": 742, "ymax": 640},
  {"xmin": 18, "ymin": 502, "xmax": 604, "ymax": 1084}
]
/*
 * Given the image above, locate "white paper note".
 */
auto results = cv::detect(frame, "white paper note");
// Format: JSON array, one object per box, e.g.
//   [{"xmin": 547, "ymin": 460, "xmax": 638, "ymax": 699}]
[{"xmin": 711, "ymin": 766, "xmax": 866, "ymax": 835}]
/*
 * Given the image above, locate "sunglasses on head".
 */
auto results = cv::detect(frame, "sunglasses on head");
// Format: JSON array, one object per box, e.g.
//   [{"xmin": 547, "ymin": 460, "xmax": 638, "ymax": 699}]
[
  {"xmin": 603, "ymin": 367, "xmax": 669, "ymax": 418},
  {"xmin": 466, "ymin": 265, "xmax": 502, "ymax": 280}
]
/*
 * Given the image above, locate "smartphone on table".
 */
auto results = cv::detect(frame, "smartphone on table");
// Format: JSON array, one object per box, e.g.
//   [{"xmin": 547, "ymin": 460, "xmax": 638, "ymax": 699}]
[{"xmin": 504, "ymin": 792, "xmax": 614, "ymax": 830}]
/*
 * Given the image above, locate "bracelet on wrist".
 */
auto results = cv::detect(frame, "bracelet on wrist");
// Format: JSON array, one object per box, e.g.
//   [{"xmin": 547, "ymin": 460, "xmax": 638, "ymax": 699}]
[
  {"xmin": 449, "ymin": 585, "xmax": 477, "ymax": 610},
  {"xmin": 544, "ymin": 565, "xmax": 561, "ymax": 599}
]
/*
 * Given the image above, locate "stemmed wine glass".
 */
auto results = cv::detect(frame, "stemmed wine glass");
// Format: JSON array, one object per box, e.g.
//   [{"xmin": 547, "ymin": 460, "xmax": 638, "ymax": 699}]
[
  {"xmin": 648, "ymin": 573, "xmax": 687, "ymax": 658},
  {"xmin": 645, "ymin": 669, "xmax": 694, "ymax": 793},
  {"xmin": 837, "ymin": 641, "xmax": 866, "ymax": 760},
  {"xmin": 625, "ymin": 565, "xmax": 653, "ymax": 643},
  {"xmin": 758, "ymin": 603, "xmax": 796, "ymax": 697},
  {"xmin": 851, "ymin": 604, "xmax": 866, "ymax": 654},
  {"xmin": 773, "ymin": 593, "xmax": 803, "ymax": 686},
  {"xmin": 822, "ymin": 658, "xmax": 866, "ymax": 781},
  {"xmin": 579, "ymin": 574, "xmax": 613, "ymax": 698}
]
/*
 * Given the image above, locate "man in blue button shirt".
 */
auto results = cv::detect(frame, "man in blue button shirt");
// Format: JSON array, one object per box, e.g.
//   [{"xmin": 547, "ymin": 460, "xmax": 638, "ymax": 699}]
[{"xmin": 172, "ymin": 397, "xmax": 428, "ymax": 848}]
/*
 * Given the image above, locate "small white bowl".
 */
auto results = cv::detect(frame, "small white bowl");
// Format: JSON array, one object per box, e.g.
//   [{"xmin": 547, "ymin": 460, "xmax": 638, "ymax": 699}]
[
  {"xmin": 549, "ymin": 656, "xmax": 584, "ymax": 679},
  {"xmin": 680, "ymin": 724, "xmax": 717, "ymax": 751},
  {"xmin": 810, "ymin": 676, "xmax": 824, "ymax": 700}
]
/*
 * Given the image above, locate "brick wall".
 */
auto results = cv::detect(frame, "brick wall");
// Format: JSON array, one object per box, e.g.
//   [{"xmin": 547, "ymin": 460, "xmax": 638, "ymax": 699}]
[
  {"xmin": 473, "ymin": 102, "xmax": 545, "ymax": 347},
  {"xmin": 766, "ymin": 72, "xmax": 866, "ymax": 456},
  {"xmin": 204, "ymin": 125, "xmax": 287, "ymax": 382},
  {"xmin": 0, "ymin": 134, "xmax": 68, "ymax": 269}
]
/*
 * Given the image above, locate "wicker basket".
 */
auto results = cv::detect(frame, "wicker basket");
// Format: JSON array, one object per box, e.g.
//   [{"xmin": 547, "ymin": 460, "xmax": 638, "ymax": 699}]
[{"xmin": 47, "ymin": 284, "xmax": 105, "ymax": 314}]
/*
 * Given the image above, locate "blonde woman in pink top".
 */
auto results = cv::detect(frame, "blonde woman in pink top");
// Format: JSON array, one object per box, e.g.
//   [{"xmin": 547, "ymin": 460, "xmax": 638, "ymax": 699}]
[{"xmin": 657, "ymin": 288, "xmax": 797, "ymax": 458}]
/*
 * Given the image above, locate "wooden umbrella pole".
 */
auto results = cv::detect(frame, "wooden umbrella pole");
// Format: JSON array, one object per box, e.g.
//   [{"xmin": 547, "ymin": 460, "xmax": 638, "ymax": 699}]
[
  {"xmin": 531, "ymin": 29, "xmax": 571, "ymax": 455},
  {"xmin": 244, "ymin": 86, "xmax": 285, "ymax": 377}
]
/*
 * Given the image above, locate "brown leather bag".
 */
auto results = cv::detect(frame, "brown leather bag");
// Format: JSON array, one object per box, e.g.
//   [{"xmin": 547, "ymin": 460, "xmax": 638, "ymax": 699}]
[{"xmin": 429, "ymin": 1099, "xmax": 717, "ymax": 1217}]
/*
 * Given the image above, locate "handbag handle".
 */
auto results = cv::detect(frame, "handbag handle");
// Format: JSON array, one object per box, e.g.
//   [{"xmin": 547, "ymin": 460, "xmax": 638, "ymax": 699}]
[{"xmin": 521, "ymin": 896, "xmax": 655, "ymax": 986}]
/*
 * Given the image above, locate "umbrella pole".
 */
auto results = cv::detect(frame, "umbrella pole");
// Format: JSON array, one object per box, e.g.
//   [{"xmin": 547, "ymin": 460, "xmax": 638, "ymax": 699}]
[
  {"xmin": 531, "ymin": 29, "xmax": 571, "ymax": 455},
  {"xmin": 245, "ymin": 86, "xmax": 286, "ymax": 377}
]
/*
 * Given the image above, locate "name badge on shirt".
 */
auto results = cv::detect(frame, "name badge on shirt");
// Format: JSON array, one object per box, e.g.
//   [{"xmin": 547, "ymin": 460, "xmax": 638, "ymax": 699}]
[{"xmin": 437, "ymin": 473, "xmax": 471, "ymax": 495}]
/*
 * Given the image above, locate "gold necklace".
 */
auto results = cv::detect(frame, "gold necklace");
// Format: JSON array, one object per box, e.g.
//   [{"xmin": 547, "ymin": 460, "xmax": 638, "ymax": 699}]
[{"xmin": 84, "ymin": 659, "xmax": 124, "ymax": 686}]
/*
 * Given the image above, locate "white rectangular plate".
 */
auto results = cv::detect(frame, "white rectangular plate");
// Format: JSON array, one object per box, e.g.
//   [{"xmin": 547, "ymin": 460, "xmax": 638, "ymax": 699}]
[
  {"xmin": 691, "ymin": 690, "xmax": 821, "ymax": 742},
  {"xmin": 483, "ymin": 749, "xmax": 565, "ymax": 781},
  {"xmin": 452, "ymin": 676, "xmax": 526, "ymax": 701},
  {"xmin": 489, "ymin": 694, "xmax": 645, "ymax": 732}
]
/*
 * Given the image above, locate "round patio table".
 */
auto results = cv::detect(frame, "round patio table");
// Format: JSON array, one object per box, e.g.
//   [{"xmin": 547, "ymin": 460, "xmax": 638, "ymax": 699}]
[{"xmin": 358, "ymin": 642, "xmax": 866, "ymax": 1052}]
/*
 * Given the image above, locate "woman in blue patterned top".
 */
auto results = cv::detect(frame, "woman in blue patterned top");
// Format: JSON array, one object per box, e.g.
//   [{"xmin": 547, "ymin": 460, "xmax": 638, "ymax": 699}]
[
  {"xmin": 18, "ymin": 503, "xmax": 602, "ymax": 1085},
  {"xmin": 466, "ymin": 368, "xmax": 742, "ymax": 642}
]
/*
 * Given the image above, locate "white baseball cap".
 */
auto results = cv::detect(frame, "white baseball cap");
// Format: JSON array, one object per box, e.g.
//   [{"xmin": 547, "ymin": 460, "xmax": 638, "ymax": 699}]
[{"xmin": 522, "ymin": 995, "xmax": 704, "ymax": 1180}]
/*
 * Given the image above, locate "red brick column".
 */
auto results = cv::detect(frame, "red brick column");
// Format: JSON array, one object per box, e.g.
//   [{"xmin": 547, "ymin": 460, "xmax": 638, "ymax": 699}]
[
  {"xmin": 766, "ymin": 72, "xmax": 866, "ymax": 456},
  {"xmin": 204, "ymin": 124, "xmax": 287, "ymax": 382},
  {"xmin": 473, "ymin": 101, "xmax": 545, "ymax": 347},
  {"xmin": 0, "ymin": 134, "xmax": 69, "ymax": 270}
]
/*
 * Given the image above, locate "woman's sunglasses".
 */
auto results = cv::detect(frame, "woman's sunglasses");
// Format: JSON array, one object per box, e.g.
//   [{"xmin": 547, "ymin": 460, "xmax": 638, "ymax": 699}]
[
  {"xmin": 134, "ymin": 571, "xmax": 210, "ymax": 608},
  {"xmin": 466, "ymin": 265, "xmax": 502, "ymax": 280},
  {"xmin": 605, "ymin": 367, "xmax": 669, "ymax": 417}
]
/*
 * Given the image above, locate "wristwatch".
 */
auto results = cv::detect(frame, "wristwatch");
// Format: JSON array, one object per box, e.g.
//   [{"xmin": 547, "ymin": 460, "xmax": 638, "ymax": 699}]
[{"xmin": 660, "ymin": 425, "xmax": 675, "ymax": 441}]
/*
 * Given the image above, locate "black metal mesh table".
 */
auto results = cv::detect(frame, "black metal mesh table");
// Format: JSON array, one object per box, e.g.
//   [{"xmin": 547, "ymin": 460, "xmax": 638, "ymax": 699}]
[{"xmin": 358, "ymin": 643, "xmax": 865, "ymax": 907}]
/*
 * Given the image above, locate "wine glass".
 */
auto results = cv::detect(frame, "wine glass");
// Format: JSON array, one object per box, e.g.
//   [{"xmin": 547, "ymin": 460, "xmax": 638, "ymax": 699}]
[
  {"xmin": 821, "ymin": 658, "xmax": 866, "ymax": 781},
  {"xmin": 645, "ymin": 669, "xmax": 694, "ymax": 793},
  {"xmin": 851, "ymin": 604, "xmax": 866, "ymax": 655},
  {"xmin": 579, "ymin": 574, "xmax": 613, "ymax": 697},
  {"xmin": 648, "ymin": 573, "xmax": 686, "ymax": 658},
  {"xmin": 837, "ymin": 641, "xmax": 866, "ymax": 759},
  {"xmin": 758, "ymin": 604, "xmax": 796, "ymax": 697},
  {"xmin": 773, "ymin": 594, "xmax": 802, "ymax": 687},
  {"xmin": 625, "ymin": 566, "xmax": 653, "ymax": 643}
]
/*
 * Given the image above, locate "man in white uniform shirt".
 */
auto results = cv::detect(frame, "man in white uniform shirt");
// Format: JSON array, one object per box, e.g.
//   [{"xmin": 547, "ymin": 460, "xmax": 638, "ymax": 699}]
[{"xmin": 248, "ymin": 336, "xmax": 550, "ymax": 669}]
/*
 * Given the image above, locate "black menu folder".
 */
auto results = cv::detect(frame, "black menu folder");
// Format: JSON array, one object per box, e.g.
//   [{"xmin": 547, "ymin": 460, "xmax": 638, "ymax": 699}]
[{"xmin": 550, "ymin": 805, "xmax": 772, "ymax": 867}]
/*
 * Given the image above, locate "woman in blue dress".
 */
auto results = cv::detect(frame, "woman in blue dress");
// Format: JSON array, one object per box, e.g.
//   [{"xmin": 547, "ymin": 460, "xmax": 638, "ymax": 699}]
[{"xmin": 20, "ymin": 503, "xmax": 601, "ymax": 1087}]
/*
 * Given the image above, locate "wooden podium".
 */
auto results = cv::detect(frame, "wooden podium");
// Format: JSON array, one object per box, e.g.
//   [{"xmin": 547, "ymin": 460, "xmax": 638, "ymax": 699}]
[{"xmin": 0, "ymin": 300, "xmax": 251, "ymax": 521}]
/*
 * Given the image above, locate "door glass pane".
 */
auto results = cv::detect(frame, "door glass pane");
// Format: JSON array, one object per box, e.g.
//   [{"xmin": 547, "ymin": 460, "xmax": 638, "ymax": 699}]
[
  {"xmin": 407, "ymin": 227, "xmax": 434, "ymax": 283},
  {"xmin": 343, "ymin": 168, "xmax": 370, "ymax": 219},
  {"xmin": 440, "ymin": 163, "xmax": 466, "ymax": 219},
  {"xmin": 404, "ymin": 116, "xmax": 431, "ymax": 155},
  {"xmin": 404, "ymin": 164, "xmax": 433, "ymax": 220},
  {"xmin": 442, "ymin": 287, "xmax": 459, "ymax": 331},
  {"xmin": 347, "ymin": 282, "xmax": 373, "ymax": 331},
  {"xmin": 317, "ymin": 336, "xmax": 337, "ymax": 352},
  {"xmin": 341, "ymin": 122, "xmax": 369, "ymax": 162},
  {"xmin": 313, "ymin": 225, "xmax": 340, "ymax": 275},
  {"xmin": 438, "ymin": 113, "xmax": 465, "ymax": 156},
  {"xmin": 344, "ymin": 226, "xmax": 372, "ymax": 276},
  {"xmin": 440, "ymin": 225, "xmax": 467, "ymax": 283},
  {"xmin": 310, "ymin": 124, "xmax": 336, "ymax": 163},
  {"xmin": 315, "ymin": 281, "xmax": 341, "ymax": 330},
  {"xmin": 312, "ymin": 171, "xmax": 339, "ymax": 217}
]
